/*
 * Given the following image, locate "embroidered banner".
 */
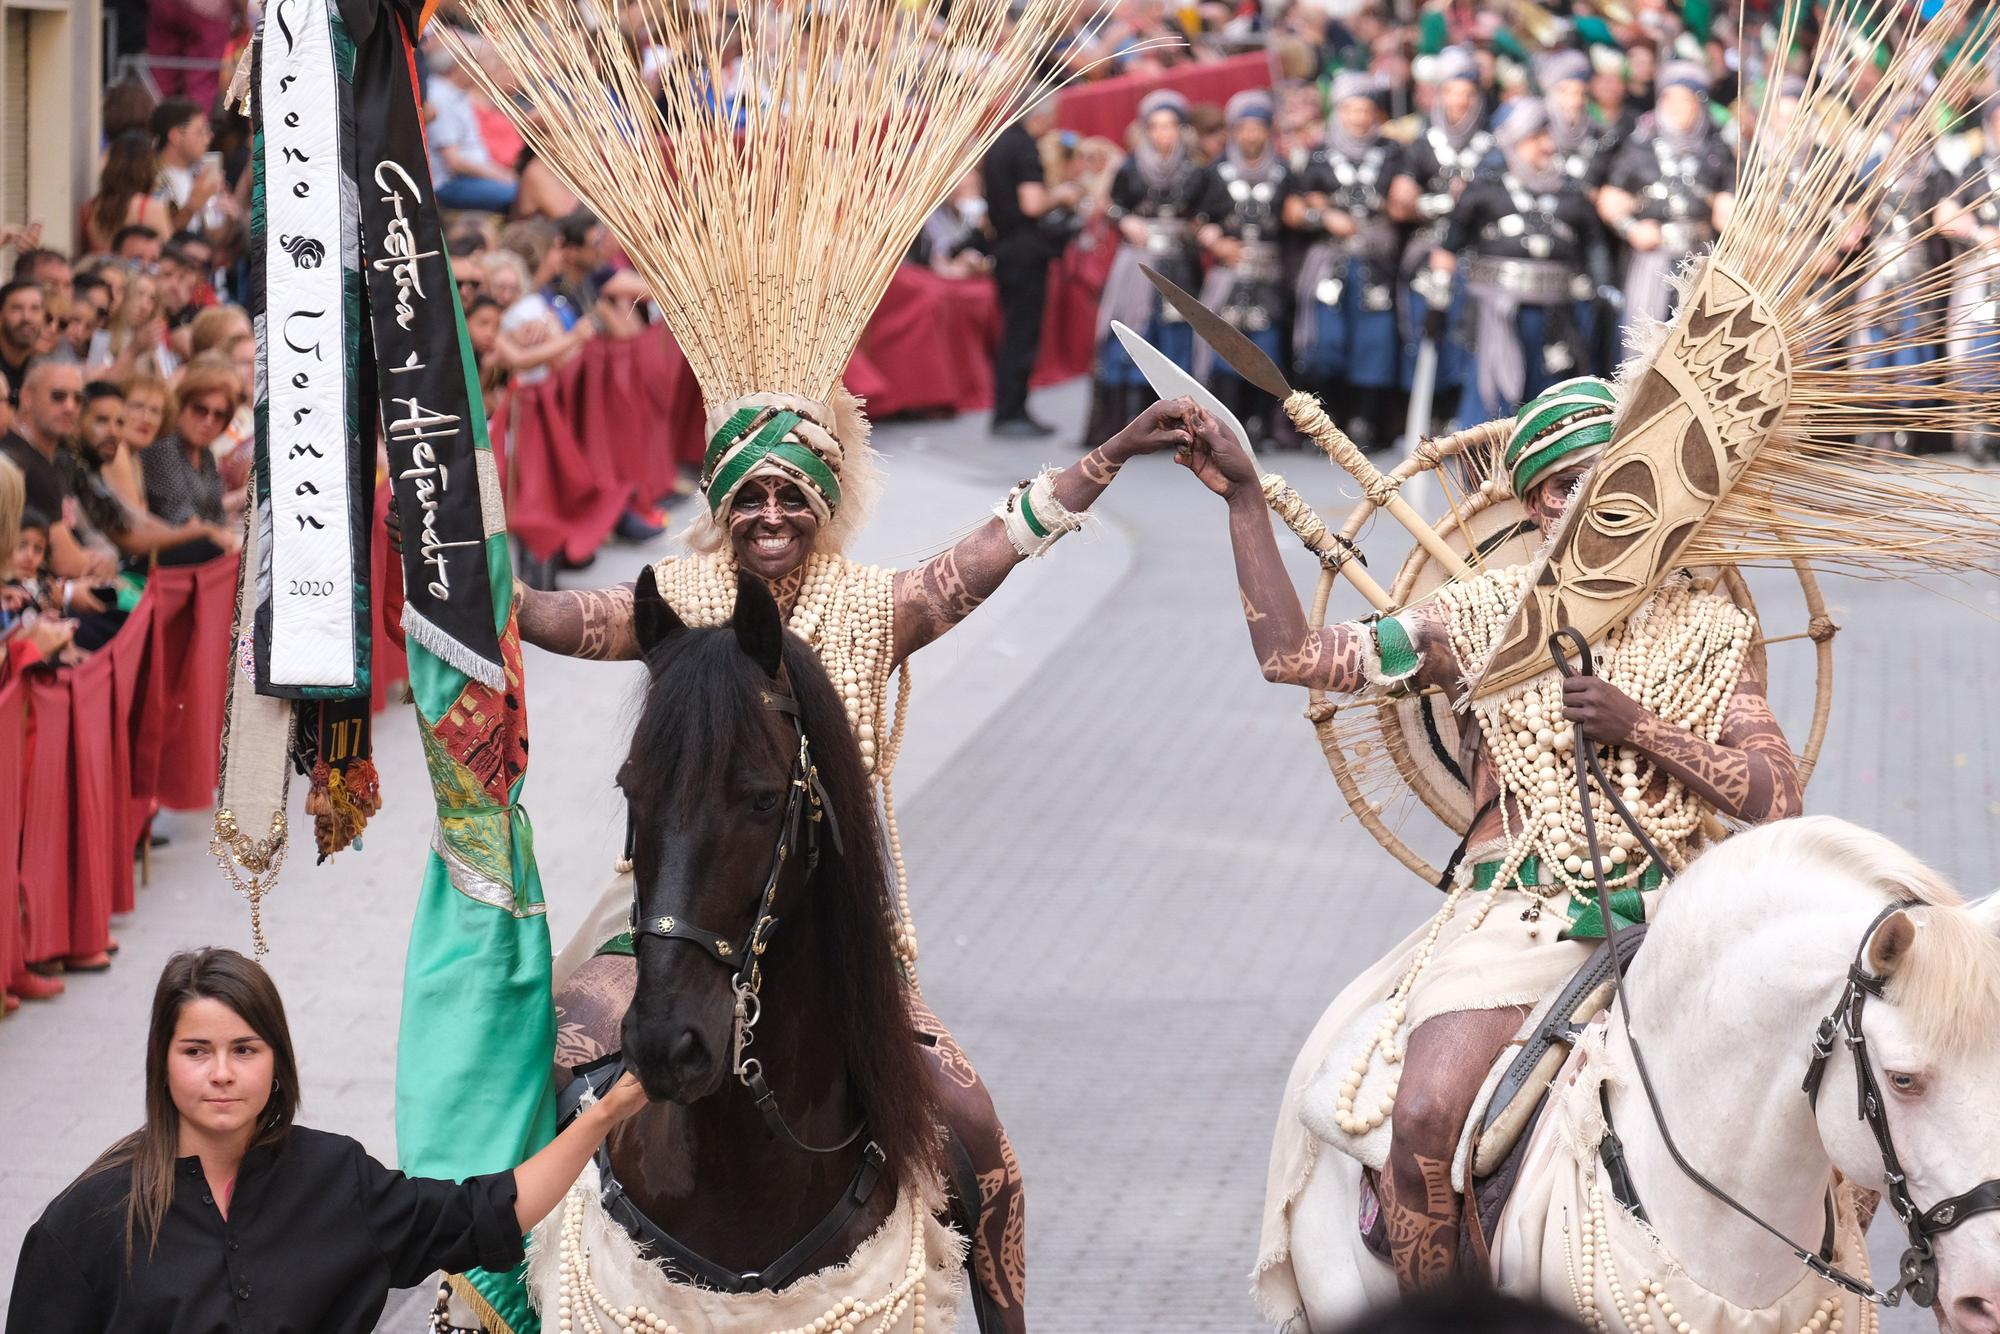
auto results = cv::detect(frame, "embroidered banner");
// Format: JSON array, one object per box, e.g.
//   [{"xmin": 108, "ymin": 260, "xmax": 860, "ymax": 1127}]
[
  {"xmin": 252, "ymin": 0, "xmax": 368, "ymax": 694},
  {"xmin": 352, "ymin": 8, "xmax": 505, "ymax": 688}
]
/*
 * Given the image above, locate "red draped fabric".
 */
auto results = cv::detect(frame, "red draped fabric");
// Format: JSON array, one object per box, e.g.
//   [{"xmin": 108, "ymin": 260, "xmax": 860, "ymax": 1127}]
[
  {"xmin": 1040, "ymin": 221, "xmax": 1120, "ymax": 385},
  {"xmin": 66, "ymin": 650, "xmax": 117, "ymax": 954},
  {"xmin": 627, "ymin": 327, "xmax": 708, "ymax": 477},
  {"xmin": 1055, "ymin": 53, "xmax": 1275, "ymax": 141},
  {"xmin": 371, "ymin": 477, "xmax": 408, "ymax": 711},
  {"xmin": 494, "ymin": 376, "xmax": 628, "ymax": 566},
  {"xmin": 108, "ymin": 598, "xmax": 153, "ymax": 903},
  {"xmin": 0, "ymin": 678, "xmax": 24, "ymax": 985},
  {"xmin": 21, "ymin": 676, "xmax": 73, "ymax": 963},
  {"xmin": 142, "ymin": 557, "xmax": 237, "ymax": 812}
]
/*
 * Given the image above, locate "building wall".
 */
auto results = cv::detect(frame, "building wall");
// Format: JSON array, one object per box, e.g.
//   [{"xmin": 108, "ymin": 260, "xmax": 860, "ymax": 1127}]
[{"xmin": 1, "ymin": 0, "xmax": 101, "ymax": 256}]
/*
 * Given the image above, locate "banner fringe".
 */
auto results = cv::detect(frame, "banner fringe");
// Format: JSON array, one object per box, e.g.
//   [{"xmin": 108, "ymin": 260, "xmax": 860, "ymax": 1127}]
[{"xmin": 403, "ymin": 609, "xmax": 506, "ymax": 690}]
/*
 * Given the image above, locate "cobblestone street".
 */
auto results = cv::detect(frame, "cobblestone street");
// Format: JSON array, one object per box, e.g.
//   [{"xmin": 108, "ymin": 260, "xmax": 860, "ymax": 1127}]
[{"xmin": 3, "ymin": 380, "xmax": 1995, "ymax": 1330}]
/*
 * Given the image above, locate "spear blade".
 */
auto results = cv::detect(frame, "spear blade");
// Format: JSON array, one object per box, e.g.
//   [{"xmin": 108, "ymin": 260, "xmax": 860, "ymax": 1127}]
[{"xmin": 1141, "ymin": 264, "xmax": 1294, "ymax": 402}]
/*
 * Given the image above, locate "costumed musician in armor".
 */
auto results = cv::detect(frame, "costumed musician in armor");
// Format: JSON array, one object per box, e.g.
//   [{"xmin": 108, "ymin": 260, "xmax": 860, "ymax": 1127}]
[
  {"xmin": 1196, "ymin": 89, "xmax": 1292, "ymax": 452},
  {"xmin": 1854, "ymin": 101, "xmax": 1953, "ymax": 454},
  {"xmin": 1081, "ymin": 89, "xmax": 1225, "ymax": 450},
  {"xmin": 1596, "ymin": 61, "xmax": 1735, "ymax": 332},
  {"xmin": 1177, "ymin": 377, "xmax": 1801, "ymax": 1291},
  {"xmin": 1400, "ymin": 48, "xmax": 1493, "ymax": 436},
  {"xmin": 1542, "ymin": 48, "xmax": 1626, "ymax": 377},
  {"xmin": 1937, "ymin": 96, "xmax": 2000, "ymax": 464},
  {"xmin": 1430, "ymin": 102, "xmax": 1607, "ymax": 426},
  {"xmin": 1286, "ymin": 72, "xmax": 1410, "ymax": 453}
]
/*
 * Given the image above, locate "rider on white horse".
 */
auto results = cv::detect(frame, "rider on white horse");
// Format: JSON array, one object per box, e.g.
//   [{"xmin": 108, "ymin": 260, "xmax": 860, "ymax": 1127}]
[{"xmin": 1177, "ymin": 377, "xmax": 1803, "ymax": 1305}]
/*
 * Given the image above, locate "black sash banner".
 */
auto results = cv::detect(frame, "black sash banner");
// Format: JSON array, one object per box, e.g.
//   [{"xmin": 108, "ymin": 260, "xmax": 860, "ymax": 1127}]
[{"xmin": 350, "ymin": 0, "xmax": 505, "ymax": 688}]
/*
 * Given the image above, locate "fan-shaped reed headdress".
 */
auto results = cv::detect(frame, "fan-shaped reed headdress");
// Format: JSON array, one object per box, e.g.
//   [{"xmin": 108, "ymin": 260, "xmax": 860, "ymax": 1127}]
[
  {"xmin": 452, "ymin": 0, "xmax": 1102, "ymax": 551},
  {"xmin": 1472, "ymin": 0, "xmax": 2000, "ymax": 695}
]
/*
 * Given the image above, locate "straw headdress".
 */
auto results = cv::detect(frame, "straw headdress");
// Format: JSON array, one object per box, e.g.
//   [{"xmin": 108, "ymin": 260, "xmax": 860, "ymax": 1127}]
[
  {"xmin": 451, "ymin": 0, "xmax": 1106, "ymax": 552},
  {"xmin": 1472, "ymin": 0, "xmax": 2000, "ymax": 695}
]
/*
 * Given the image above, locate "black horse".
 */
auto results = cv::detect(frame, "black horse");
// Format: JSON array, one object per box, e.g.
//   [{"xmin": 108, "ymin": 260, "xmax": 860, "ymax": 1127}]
[{"xmin": 554, "ymin": 565, "xmax": 1009, "ymax": 1322}]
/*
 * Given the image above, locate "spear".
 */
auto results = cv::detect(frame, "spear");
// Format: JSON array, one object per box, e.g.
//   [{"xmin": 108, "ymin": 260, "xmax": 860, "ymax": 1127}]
[{"xmin": 1142, "ymin": 265, "xmax": 1475, "ymax": 582}]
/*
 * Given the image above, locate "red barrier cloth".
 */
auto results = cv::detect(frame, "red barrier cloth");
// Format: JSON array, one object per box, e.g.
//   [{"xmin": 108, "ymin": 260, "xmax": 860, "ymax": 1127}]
[
  {"xmin": 66, "ymin": 651, "xmax": 117, "ymax": 954},
  {"xmin": 0, "ymin": 677, "xmax": 24, "ymax": 986},
  {"xmin": 1038, "ymin": 221, "xmax": 1120, "ymax": 386},
  {"xmin": 855, "ymin": 265, "xmax": 998, "ymax": 417},
  {"xmin": 628, "ymin": 327, "xmax": 708, "ymax": 476},
  {"xmin": 500, "ymin": 376, "xmax": 628, "ymax": 566},
  {"xmin": 108, "ymin": 598, "xmax": 153, "ymax": 894},
  {"xmin": 371, "ymin": 477, "xmax": 408, "ymax": 714},
  {"xmin": 21, "ymin": 676, "xmax": 73, "ymax": 963},
  {"xmin": 141, "ymin": 556, "xmax": 238, "ymax": 813},
  {"xmin": 1055, "ymin": 53, "xmax": 1273, "ymax": 141}
]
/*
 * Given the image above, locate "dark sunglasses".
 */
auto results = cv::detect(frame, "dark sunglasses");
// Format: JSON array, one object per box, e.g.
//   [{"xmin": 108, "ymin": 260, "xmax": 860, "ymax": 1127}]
[
  {"xmin": 45, "ymin": 389, "xmax": 80, "ymax": 404},
  {"xmin": 183, "ymin": 401, "xmax": 230, "ymax": 423}
]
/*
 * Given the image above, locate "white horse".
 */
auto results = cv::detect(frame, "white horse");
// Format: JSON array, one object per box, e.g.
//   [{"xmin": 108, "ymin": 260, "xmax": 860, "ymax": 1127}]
[{"xmin": 1282, "ymin": 816, "xmax": 2000, "ymax": 1333}]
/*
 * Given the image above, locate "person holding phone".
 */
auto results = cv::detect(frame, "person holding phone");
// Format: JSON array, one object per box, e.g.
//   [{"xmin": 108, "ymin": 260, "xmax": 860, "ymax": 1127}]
[
  {"xmin": 150, "ymin": 100, "xmax": 233, "ymax": 236},
  {"xmin": 7, "ymin": 948, "xmax": 648, "ymax": 1328}
]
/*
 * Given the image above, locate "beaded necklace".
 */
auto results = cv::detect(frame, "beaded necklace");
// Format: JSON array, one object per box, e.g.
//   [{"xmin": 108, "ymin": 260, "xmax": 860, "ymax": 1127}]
[
  {"xmin": 652, "ymin": 550, "xmax": 919, "ymax": 969},
  {"xmin": 1329, "ymin": 566, "xmax": 1752, "ymax": 1137}
]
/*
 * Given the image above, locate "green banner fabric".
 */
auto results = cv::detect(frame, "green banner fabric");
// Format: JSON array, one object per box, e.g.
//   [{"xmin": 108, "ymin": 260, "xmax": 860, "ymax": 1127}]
[{"xmin": 345, "ymin": 6, "xmax": 553, "ymax": 1331}]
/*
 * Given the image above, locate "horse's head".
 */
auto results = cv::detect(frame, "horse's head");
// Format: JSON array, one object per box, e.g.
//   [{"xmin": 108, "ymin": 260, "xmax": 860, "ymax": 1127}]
[
  {"xmin": 1813, "ymin": 890, "xmax": 2000, "ymax": 1331},
  {"xmin": 616, "ymin": 565, "xmax": 811, "ymax": 1102}
]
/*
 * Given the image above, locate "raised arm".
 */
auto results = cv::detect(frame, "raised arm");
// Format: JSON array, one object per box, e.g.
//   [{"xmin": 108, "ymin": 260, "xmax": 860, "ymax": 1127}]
[
  {"xmin": 889, "ymin": 398, "xmax": 1199, "ymax": 664},
  {"xmin": 1562, "ymin": 658, "xmax": 1801, "ymax": 823},
  {"xmin": 515, "ymin": 581, "xmax": 641, "ymax": 661},
  {"xmin": 1178, "ymin": 409, "xmax": 1445, "ymax": 695}
]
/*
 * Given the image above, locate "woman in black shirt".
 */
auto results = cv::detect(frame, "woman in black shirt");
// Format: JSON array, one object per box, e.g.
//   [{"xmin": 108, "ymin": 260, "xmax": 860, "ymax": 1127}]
[{"xmin": 7, "ymin": 947, "xmax": 646, "ymax": 1332}]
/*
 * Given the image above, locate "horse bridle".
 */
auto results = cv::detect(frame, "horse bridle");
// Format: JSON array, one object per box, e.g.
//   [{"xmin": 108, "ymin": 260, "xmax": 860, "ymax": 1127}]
[
  {"xmin": 624, "ymin": 678, "xmax": 864, "ymax": 1156},
  {"xmin": 1549, "ymin": 628, "xmax": 2000, "ymax": 1309}
]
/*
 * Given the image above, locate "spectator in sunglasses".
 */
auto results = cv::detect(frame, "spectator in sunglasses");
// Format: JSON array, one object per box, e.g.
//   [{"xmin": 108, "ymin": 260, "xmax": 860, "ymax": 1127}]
[
  {"xmin": 140, "ymin": 358, "xmax": 240, "ymax": 528},
  {"xmin": 0, "ymin": 360, "xmax": 117, "ymax": 597}
]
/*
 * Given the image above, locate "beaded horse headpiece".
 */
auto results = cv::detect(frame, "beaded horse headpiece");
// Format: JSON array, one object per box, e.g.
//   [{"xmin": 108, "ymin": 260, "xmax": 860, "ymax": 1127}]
[
  {"xmin": 452, "ymin": 1, "xmax": 1102, "ymax": 553},
  {"xmin": 1470, "ymin": 0, "xmax": 2000, "ymax": 696}
]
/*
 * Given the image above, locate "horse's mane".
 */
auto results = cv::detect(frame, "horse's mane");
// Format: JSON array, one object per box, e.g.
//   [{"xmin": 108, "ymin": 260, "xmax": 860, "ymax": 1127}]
[
  {"xmin": 625, "ymin": 624, "xmax": 944, "ymax": 1184},
  {"xmin": 1698, "ymin": 816, "xmax": 2000, "ymax": 1060}
]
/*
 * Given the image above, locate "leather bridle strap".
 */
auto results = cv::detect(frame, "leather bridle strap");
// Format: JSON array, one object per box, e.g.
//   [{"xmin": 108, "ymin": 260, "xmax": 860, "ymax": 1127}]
[
  {"xmin": 1546, "ymin": 629, "xmax": 1895, "ymax": 1304},
  {"xmin": 1801, "ymin": 901, "xmax": 2000, "ymax": 1306}
]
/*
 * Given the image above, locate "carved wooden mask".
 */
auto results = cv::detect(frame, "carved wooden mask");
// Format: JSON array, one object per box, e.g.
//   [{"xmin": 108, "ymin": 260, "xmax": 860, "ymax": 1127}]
[{"xmin": 1470, "ymin": 260, "xmax": 1790, "ymax": 697}]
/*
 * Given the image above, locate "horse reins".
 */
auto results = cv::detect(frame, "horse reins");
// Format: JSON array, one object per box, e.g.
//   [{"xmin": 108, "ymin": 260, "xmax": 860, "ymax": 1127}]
[
  {"xmin": 1548, "ymin": 627, "xmax": 2000, "ymax": 1310},
  {"xmin": 625, "ymin": 678, "xmax": 865, "ymax": 1156}
]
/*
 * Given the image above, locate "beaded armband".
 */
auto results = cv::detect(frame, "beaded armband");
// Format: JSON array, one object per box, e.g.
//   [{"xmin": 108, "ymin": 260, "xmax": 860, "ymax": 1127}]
[{"xmin": 996, "ymin": 468, "xmax": 1085, "ymax": 559}]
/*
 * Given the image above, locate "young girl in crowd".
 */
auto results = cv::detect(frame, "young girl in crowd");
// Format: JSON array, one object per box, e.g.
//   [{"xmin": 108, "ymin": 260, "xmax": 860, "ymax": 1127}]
[{"xmin": 6, "ymin": 948, "xmax": 647, "ymax": 1327}]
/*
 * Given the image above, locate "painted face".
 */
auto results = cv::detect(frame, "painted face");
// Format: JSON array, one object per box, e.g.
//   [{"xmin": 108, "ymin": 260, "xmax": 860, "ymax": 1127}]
[
  {"xmin": 82, "ymin": 396, "xmax": 126, "ymax": 461},
  {"xmin": 1525, "ymin": 463, "xmax": 1592, "ymax": 536},
  {"xmin": 124, "ymin": 388, "xmax": 166, "ymax": 449},
  {"xmin": 178, "ymin": 392, "xmax": 233, "ymax": 450},
  {"xmin": 1144, "ymin": 109, "xmax": 1183, "ymax": 156},
  {"xmin": 1474, "ymin": 263, "xmax": 1788, "ymax": 696},
  {"xmin": 13, "ymin": 528, "xmax": 45, "ymax": 577},
  {"xmin": 167, "ymin": 996, "xmax": 275, "ymax": 1146},
  {"xmin": 727, "ymin": 474, "xmax": 820, "ymax": 582}
]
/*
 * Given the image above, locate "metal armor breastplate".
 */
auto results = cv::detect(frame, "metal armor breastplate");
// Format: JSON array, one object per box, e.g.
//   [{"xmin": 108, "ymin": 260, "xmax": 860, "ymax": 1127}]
[
  {"xmin": 1639, "ymin": 136, "xmax": 1715, "ymax": 227},
  {"xmin": 1479, "ymin": 174, "xmax": 1576, "ymax": 260},
  {"xmin": 1219, "ymin": 160, "xmax": 1281, "ymax": 238}
]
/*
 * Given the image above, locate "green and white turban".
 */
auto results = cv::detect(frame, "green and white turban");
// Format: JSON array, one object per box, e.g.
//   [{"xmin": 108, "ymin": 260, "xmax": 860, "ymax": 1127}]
[
  {"xmin": 1505, "ymin": 377, "xmax": 1617, "ymax": 499},
  {"xmin": 700, "ymin": 392, "xmax": 848, "ymax": 525}
]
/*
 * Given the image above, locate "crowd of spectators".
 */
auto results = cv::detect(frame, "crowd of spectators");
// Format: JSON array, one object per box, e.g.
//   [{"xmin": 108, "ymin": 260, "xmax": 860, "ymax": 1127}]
[{"xmin": 8, "ymin": 0, "xmax": 1992, "ymax": 1015}]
